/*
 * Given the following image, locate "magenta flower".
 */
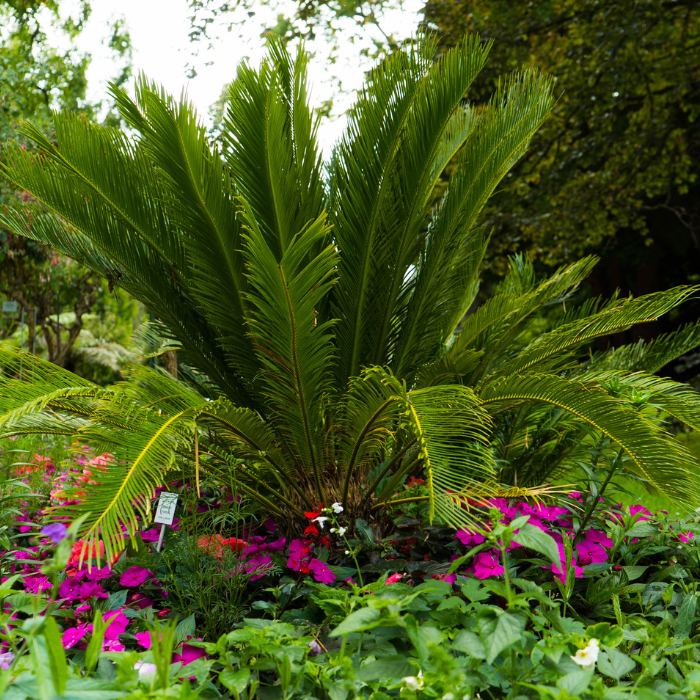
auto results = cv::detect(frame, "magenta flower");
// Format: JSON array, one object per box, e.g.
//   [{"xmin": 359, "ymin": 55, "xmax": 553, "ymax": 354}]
[
  {"xmin": 244, "ymin": 553, "xmax": 273, "ymax": 581},
  {"xmin": 551, "ymin": 559, "xmax": 584, "ymax": 584},
  {"xmin": 680, "ymin": 532, "xmax": 694, "ymax": 543},
  {"xmin": 433, "ymin": 572, "xmax": 457, "ymax": 584},
  {"xmin": 584, "ymin": 528, "xmax": 613, "ymax": 547},
  {"xmin": 385, "ymin": 572, "xmax": 403, "ymax": 585},
  {"xmin": 59, "ymin": 577, "xmax": 83, "ymax": 600},
  {"xmin": 79, "ymin": 581, "xmax": 109, "ymax": 600},
  {"xmin": 630, "ymin": 505, "xmax": 650, "ymax": 521},
  {"xmin": 473, "ymin": 552, "xmax": 504, "ymax": 579},
  {"xmin": 140, "ymin": 529, "xmax": 160, "ymax": 543},
  {"xmin": 309, "ymin": 559, "xmax": 335, "ymax": 584},
  {"xmin": 576, "ymin": 539, "xmax": 608, "ymax": 566},
  {"xmin": 119, "ymin": 566, "xmax": 151, "ymax": 587},
  {"xmin": 62, "ymin": 625, "xmax": 88, "ymax": 649},
  {"xmin": 103, "ymin": 611, "xmax": 129, "ymax": 641},
  {"xmin": 455, "ymin": 529, "xmax": 486, "ymax": 547},
  {"xmin": 24, "ymin": 575, "xmax": 52, "ymax": 594},
  {"xmin": 135, "ymin": 632, "xmax": 153, "ymax": 649},
  {"xmin": 173, "ymin": 642, "xmax": 206, "ymax": 666}
]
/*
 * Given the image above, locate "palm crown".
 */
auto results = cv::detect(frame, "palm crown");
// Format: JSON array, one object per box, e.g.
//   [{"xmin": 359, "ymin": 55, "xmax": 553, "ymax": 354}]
[{"xmin": 1, "ymin": 34, "xmax": 700, "ymax": 558}]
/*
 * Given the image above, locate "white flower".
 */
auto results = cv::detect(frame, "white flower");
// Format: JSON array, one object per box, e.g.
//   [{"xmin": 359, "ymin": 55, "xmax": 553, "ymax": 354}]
[
  {"xmin": 345, "ymin": 549, "xmax": 350, "ymax": 554},
  {"xmin": 571, "ymin": 638, "xmax": 599, "ymax": 668},
  {"xmin": 403, "ymin": 675, "xmax": 424, "ymax": 691},
  {"xmin": 134, "ymin": 660, "xmax": 158, "ymax": 678},
  {"xmin": 313, "ymin": 516, "xmax": 328, "ymax": 529},
  {"xmin": 338, "ymin": 526, "xmax": 347, "ymax": 537},
  {"xmin": 332, "ymin": 502, "xmax": 344, "ymax": 514}
]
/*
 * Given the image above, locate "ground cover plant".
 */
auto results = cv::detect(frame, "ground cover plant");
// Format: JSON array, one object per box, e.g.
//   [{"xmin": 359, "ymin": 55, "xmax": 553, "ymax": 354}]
[{"xmin": 3, "ymin": 30, "xmax": 700, "ymax": 700}]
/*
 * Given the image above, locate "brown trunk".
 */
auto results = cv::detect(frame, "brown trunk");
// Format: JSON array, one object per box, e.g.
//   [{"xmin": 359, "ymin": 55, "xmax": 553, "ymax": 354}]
[{"xmin": 163, "ymin": 350, "xmax": 178, "ymax": 379}]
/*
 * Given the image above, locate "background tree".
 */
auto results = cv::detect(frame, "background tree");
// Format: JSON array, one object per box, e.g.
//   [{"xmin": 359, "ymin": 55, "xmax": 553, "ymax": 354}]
[
  {"xmin": 422, "ymin": 0, "xmax": 700, "ymax": 358},
  {"xmin": 0, "ymin": 0, "xmax": 137, "ymax": 371}
]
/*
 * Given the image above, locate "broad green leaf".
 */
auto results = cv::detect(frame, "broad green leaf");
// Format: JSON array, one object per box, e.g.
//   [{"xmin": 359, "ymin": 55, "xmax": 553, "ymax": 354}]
[
  {"xmin": 674, "ymin": 593, "xmax": 698, "ymax": 639},
  {"xmin": 512, "ymin": 523, "xmax": 561, "ymax": 565},
  {"xmin": 451, "ymin": 630, "xmax": 486, "ymax": 659},
  {"xmin": 355, "ymin": 656, "xmax": 415, "ymax": 682},
  {"xmin": 481, "ymin": 609, "xmax": 527, "ymax": 664},
  {"xmin": 598, "ymin": 648, "xmax": 636, "ymax": 680},
  {"xmin": 330, "ymin": 608, "xmax": 382, "ymax": 636},
  {"xmin": 220, "ymin": 668, "xmax": 251, "ymax": 696},
  {"xmin": 43, "ymin": 617, "xmax": 67, "ymax": 696},
  {"xmin": 556, "ymin": 669, "xmax": 593, "ymax": 695}
]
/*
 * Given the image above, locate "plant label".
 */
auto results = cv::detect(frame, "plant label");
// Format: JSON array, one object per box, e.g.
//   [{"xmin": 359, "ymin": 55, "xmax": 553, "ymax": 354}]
[
  {"xmin": 154, "ymin": 492, "xmax": 178, "ymax": 525},
  {"xmin": 2, "ymin": 301, "xmax": 18, "ymax": 314}
]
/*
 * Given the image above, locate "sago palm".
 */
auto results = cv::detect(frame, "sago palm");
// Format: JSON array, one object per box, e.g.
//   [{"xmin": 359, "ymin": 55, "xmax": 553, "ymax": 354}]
[{"xmin": 1, "ymin": 34, "xmax": 699, "ymax": 558}]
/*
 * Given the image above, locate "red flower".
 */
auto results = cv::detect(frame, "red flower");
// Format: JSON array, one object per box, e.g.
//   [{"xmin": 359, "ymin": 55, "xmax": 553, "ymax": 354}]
[
  {"xmin": 197, "ymin": 534, "xmax": 248, "ymax": 561},
  {"xmin": 304, "ymin": 505, "xmax": 324, "ymax": 520},
  {"xmin": 304, "ymin": 524, "xmax": 319, "ymax": 537},
  {"xmin": 406, "ymin": 476, "xmax": 425, "ymax": 489}
]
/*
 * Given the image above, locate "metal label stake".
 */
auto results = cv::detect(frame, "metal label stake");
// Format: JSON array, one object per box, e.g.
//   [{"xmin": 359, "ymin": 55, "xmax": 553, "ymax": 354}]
[{"xmin": 153, "ymin": 492, "xmax": 178, "ymax": 553}]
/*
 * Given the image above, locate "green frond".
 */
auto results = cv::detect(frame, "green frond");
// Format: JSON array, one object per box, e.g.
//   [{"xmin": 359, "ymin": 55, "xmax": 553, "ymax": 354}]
[
  {"xmin": 329, "ymin": 33, "xmax": 489, "ymax": 388},
  {"xmin": 59, "ymin": 399, "xmax": 196, "ymax": 561},
  {"xmin": 241, "ymin": 204, "xmax": 337, "ymax": 492},
  {"xmin": 393, "ymin": 71, "xmax": 556, "ymax": 379},
  {"xmin": 480, "ymin": 372, "xmax": 700, "ymax": 505},
  {"xmin": 492, "ymin": 286, "xmax": 699, "ymax": 379},
  {"xmin": 223, "ymin": 38, "xmax": 324, "ymax": 260},
  {"xmin": 448, "ymin": 256, "xmax": 598, "ymax": 378},
  {"xmin": 590, "ymin": 321, "xmax": 700, "ymax": 374},
  {"xmin": 405, "ymin": 384, "xmax": 495, "ymax": 527}
]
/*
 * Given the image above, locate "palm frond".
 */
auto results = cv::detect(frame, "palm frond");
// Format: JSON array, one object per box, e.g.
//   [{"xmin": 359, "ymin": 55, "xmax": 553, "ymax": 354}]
[
  {"xmin": 493, "ymin": 286, "xmax": 699, "ymax": 379},
  {"xmin": 241, "ymin": 204, "xmax": 337, "ymax": 494},
  {"xmin": 480, "ymin": 372, "xmax": 700, "ymax": 505},
  {"xmin": 223, "ymin": 38, "xmax": 324, "ymax": 260}
]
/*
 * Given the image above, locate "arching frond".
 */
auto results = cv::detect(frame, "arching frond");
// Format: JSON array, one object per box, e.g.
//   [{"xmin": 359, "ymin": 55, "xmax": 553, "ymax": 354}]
[
  {"xmin": 480, "ymin": 373, "xmax": 700, "ymax": 505},
  {"xmin": 241, "ymin": 204, "xmax": 337, "ymax": 492}
]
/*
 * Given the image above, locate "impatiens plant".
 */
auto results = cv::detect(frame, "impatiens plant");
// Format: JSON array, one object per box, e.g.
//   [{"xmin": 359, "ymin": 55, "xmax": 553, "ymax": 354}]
[{"xmin": 1, "ymin": 33, "xmax": 700, "ymax": 562}]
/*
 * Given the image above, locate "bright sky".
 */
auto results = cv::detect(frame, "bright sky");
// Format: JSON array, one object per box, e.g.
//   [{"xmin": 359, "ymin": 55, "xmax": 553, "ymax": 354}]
[{"xmin": 64, "ymin": 0, "xmax": 423, "ymax": 152}]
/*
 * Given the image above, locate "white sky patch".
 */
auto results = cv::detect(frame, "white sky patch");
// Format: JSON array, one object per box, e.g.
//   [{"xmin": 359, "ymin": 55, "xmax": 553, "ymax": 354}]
[{"xmin": 54, "ymin": 0, "xmax": 423, "ymax": 154}]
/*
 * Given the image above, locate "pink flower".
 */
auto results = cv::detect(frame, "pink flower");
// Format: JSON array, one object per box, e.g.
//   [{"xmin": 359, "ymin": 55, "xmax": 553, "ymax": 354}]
[
  {"xmin": 630, "ymin": 505, "xmax": 650, "ymax": 521},
  {"xmin": 433, "ymin": 572, "xmax": 457, "ymax": 584},
  {"xmin": 680, "ymin": 532, "xmax": 694, "ymax": 543},
  {"xmin": 59, "ymin": 577, "xmax": 83, "ymax": 600},
  {"xmin": 576, "ymin": 539, "xmax": 608, "ymax": 566},
  {"xmin": 308, "ymin": 559, "xmax": 335, "ymax": 584},
  {"xmin": 129, "ymin": 593, "xmax": 154, "ymax": 610},
  {"xmin": 584, "ymin": 529, "xmax": 613, "ymax": 548},
  {"xmin": 135, "ymin": 632, "xmax": 153, "ymax": 649},
  {"xmin": 140, "ymin": 529, "xmax": 160, "ymax": 543},
  {"xmin": 24, "ymin": 575, "xmax": 52, "ymax": 594},
  {"xmin": 120, "ymin": 566, "xmax": 151, "ymax": 587},
  {"xmin": 78, "ymin": 581, "xmax": 109, "ymax": 600},
  {"xmin": 173, "ymin": 642, "xmax": 206, "ymax": 666},
  {"xmin": 473, "ymin": 552, "xmax": 504, "ymax": 579},
  {"xmin": 62, "ymin": 626, "xmax": 88, "ymax": 649},
  {"xmin": 455, "ymin": 529, "xmax": 486, "ymax": 547},
  {"xmin": 103, "ymin": 611, "xmax": 129, "ymax": 641},
  {"xmin": 245, "ymin": 553, "xmax": 273, "ymax": 581},
  {"xmin": 385, "ymin": 572, "xmax": 403, "ymax": 584},
  {"xmin": 567, "ymin": 492, "xmax": 584, "ymax": 503}
]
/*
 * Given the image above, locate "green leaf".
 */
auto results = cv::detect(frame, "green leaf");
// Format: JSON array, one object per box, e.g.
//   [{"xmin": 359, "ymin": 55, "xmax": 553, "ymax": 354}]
[
  {"xmin": 674, "ymin": 593, "xmax": 697, "ymax": 639},
  {"xmin": 85, "ymin": 611, "xmax": 105, "ymax": 675},
  {"xmin": 480, "ymin": 609, "xmax": 527, "ymax": 663},
  {"xmin": 174, "ymin": 614, "xmax": 196, "ymax": 646},
  {"xmin": 512, "ymin": 523, "xmax": 560, "ymax": 565},
  {"xmin": 330, "ymin": 608, "xmax": 383, "ymax": 637},
  {"xmin": 356, "ymin": 656, "xmax": 415, "ymax": 682},
  {"xmin": 43, "ymin": 617, "xmax": 67, "ymax": 696},
  {"xmin": 598, "ymin": 648, "xmax": 636, "ymax": 680},
  {"xmin": 220, "ymin": 668, "xmax": 251, "ymax": 696},
  {"xmin": 556, "ymin": 669, "xmax": 593, "ymax": 695},
  {"xmin": 451, "ymin": 630, "xmax": 486, "ymax": 659}
]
